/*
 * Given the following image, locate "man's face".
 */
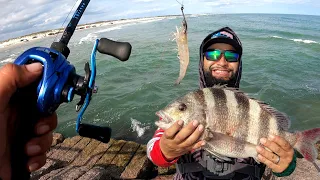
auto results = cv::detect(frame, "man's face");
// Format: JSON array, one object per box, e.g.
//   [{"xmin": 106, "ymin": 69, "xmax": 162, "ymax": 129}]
[{"xmin": 203, "ymin": 43, "xmax": 239, "ymax": 87}]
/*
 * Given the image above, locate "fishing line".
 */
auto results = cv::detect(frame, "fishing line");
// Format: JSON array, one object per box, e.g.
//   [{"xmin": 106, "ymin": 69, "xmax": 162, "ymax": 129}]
[
  {"xmin": 175, "ymin": 0, "xmax": 184, "ymax": 6},
  {"xmin": 53, "ymin": 0, "xmax": 80, "ymax": 43}
]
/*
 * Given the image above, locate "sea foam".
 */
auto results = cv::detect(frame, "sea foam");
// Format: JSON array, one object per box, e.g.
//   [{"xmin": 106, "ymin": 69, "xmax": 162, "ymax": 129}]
[
  {"xmin": 271, "ymin": 36, "xmax": 319, "ymax": 44},
  {"xmin": 130, "ymin": 118, "xmax": 150, "ymax": 137}
]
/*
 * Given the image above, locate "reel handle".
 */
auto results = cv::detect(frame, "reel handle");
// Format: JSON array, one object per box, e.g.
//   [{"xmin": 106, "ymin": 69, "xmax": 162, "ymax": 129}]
[
  {"xmin": 78, "ymin": 124, "xmax": 112, "ymax": 143},
  {"xmin": 97, "ymin": 38, "xmax": 132, "ymax": 61}
]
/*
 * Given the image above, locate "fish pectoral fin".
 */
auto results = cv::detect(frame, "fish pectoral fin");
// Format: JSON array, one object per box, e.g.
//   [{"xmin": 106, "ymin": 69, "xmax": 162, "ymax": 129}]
[
  {"xmin": 204, "ymin": 131, "xmax": 260, "ymax": 162},
  {"xmin": 204, "ymin": 148, "xmax": 232, "ymax": 162}
]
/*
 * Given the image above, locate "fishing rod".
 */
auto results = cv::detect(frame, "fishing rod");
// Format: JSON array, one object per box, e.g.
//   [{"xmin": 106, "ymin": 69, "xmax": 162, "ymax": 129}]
[{"xmin": 9, "ymin": 0, "xmax": 132, "ymax": 179}]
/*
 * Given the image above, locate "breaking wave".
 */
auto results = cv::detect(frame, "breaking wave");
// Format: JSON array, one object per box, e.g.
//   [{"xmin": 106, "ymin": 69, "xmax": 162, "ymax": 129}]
[
  {"xmin": 130, "ymin": 118, "xmax": 150, "ymax": 137},
  {"xmin": 0, "ymin": 57, "xmax": 14, "ymax": 63},
  {"xmin": 78, "ymin": 33, "xmax": 98, "ymax": 44},
  {"xmin": 271, "ymin": 36, "xmax": 319, "ymax": 44}
]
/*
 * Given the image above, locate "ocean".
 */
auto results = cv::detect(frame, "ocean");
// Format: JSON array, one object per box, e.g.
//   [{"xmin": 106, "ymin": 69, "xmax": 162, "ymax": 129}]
[{"xmin": 1, "ymin": 14, "xmax": 320, "ymax": 144}]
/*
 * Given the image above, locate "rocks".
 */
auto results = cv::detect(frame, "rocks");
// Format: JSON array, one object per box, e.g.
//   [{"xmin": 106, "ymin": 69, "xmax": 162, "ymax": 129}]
[
  {"xmin": 51, "ymin": 133, "xmax": 64, "ymax": 146},
  {"xmin": 31, "ymin": 136, "xmax": 83, "ymax": 179},
  {"xmin": 78, "ymin": 167, "xmax": 111, "ymax": 180},
  {"xmin": 101, "ymin": 141, "xmax": 140, "ymax": 178},
  {"xmin": 33, "ymin": 134, "xmax": 156, "ymax": 179},
  {"xmin": 120, "ymin": 145, "xmax": 156, "ymax": 179},
  {"xmin": 34, "ymin": 134, "xmax": 320, "ymax": 179}
]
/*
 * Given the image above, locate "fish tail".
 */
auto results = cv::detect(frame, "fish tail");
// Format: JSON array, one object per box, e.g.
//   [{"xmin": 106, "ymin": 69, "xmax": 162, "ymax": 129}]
[{"xmin": 293, "ymin": 128, "xmax": 320, "ymax": 162}]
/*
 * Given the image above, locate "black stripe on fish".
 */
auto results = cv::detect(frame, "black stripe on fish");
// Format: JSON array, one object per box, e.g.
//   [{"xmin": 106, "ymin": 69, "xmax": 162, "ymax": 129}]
[
  {"xmin": 234, "ymin": 91, "xmax": 250, "ymax": 143},
  {"xmin": 259, "ymin": 108, "xmax": 273, "ymax": 143},
  {"xmin": 210, "ymin": 88, "xmax": 228, "ymax": 132},
  {"xmin": 194, "ymin": 90, "xmax": 207, "ymax": 127}
]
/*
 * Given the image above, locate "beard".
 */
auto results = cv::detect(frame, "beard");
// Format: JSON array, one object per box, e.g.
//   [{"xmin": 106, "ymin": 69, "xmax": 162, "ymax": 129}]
[{"xmin": 203, "ymin": 68, "xmax": 238, "ymax": 88}]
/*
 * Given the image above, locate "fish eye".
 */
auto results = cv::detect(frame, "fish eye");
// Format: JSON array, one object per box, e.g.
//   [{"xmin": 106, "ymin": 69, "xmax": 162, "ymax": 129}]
[{"xmin": 178, "ymin": 103, "xmax": 187, "ymax": 111}]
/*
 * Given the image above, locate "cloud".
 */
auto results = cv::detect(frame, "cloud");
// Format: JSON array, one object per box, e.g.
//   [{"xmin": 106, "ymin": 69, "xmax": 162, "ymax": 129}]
[
  {"xmin": 0, "ymin": 0, "xmax": 319, "ymax": 41},
  {"xmin": 111, "ymin": 7, "xmax": 166, "ymax": 17}
]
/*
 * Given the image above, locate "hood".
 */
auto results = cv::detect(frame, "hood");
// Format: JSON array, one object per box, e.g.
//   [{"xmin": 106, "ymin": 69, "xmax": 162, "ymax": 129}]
[{"xmin": 198, "ymin": 27, "xmax": 243, "ymax": 89}]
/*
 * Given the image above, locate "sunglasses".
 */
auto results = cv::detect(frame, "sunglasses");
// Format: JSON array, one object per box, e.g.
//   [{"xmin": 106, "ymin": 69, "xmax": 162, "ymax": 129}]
[{"xmin": 204, "ymin": 49, "xmax": 240, "ymax": 62}]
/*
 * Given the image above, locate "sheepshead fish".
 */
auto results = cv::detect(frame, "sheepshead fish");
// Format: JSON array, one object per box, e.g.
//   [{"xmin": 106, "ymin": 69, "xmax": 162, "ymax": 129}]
[
  {"xmin": 173, "ymin": 5, "xmax": 189, "ymax": 85},
  {"xmin": 155, "ymin": 86, "xmax": 320, "ymax": 163}
]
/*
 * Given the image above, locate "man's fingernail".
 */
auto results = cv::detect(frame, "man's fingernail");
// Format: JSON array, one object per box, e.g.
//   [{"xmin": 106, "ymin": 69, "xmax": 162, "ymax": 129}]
[
  {"xmin": 26, "ymin": 63, "xmax": 43, "ymax": 72},
  {"xmin": 29, "ymin": 163, "xmax": 39, "ymax": 172},
  {"xmin": 178, "ymin": 120, "xmax": 183, "ymax": 126},
  {"xmin": 269, "ymin": 134, "xmax": 275, "ymax": 140},
  {"xmin": 260, "ymin": 138, "xmax": 267, "ymax": 144},
  {"xmin": 201, "ymin": 141, "xmax": 206, "ymax": 146},
  {"xmin": 37, "ymin": 125, "xmax": 50, "ymax": 134},
  {"xmin": 198, "ymin": 125, "xmax": 204, "ymax": 132},
  {"xmin": 27, "ymin": 145, "xmax": 41, "ymax": 155},
  {"xmin": 193, "ymin": 120, "xmax": 199, "ymax": 127}
]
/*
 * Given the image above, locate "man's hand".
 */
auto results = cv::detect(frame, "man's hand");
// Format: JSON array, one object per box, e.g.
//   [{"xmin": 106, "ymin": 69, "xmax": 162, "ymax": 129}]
[
  {"xmin": 159, "ymin": 120, "xmax": 206, "ymax": 161},
  {"xmin": 256, "ymin": 134, "xmax": 295, "ymax": 173},
  {"xmin": 0, "ymin": 63, "xmax": 58, "ymax": 180}
]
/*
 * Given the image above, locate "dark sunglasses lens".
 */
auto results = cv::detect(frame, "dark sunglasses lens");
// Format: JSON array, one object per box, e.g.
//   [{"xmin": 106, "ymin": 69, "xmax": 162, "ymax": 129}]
[
  {"xmin": 205, "ymin": 50, "xmax": 221, "ymax": 61},
  {"xmin": 224, "ymin": 51, "xmax": 239, "ymax": 62}
]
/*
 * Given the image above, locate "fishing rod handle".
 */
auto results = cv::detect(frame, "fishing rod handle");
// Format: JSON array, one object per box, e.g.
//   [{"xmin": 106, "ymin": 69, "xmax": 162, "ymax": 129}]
[
  {"xmin": 10, "ymin": 82, "xmax": 42, "ymax": 180},
  {"xmin": 9, "ymin": 47, "xmax": 74, "ymax": 180}
]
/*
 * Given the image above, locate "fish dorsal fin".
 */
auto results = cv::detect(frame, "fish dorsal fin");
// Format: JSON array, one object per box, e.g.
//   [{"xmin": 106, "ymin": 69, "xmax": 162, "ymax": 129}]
[
  {"xmin": 212, "ymin": 86, "xmax": 291, "ymax": 131},
  {"xmin": 257, "ymin": 101, "xmax": 291, "ymax": 131}
]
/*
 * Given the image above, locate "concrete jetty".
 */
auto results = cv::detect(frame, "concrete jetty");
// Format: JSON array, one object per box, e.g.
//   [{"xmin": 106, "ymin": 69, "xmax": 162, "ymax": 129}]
[{"xmin": 32, "ymin": 133, "xmax": 320, "ymax": 179}]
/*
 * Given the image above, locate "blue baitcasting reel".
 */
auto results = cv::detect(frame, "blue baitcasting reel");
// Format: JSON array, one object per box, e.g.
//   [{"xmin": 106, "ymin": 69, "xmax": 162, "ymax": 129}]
[
  {"xmin": 13, "ymin": 38, "xmax": 131, "ymax": 142},
  {"xmin": 9, "ymin": 0, "xmax": 132, "ymax": 179}
]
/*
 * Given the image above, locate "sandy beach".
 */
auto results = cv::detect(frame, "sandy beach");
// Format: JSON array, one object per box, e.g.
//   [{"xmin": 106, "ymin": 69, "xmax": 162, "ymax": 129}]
[{"xmin": 0, "ymin": 15, "xmax": 183, "ymax": 49}]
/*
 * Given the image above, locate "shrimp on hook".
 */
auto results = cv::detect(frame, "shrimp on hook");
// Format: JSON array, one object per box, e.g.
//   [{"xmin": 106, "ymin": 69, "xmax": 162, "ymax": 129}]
[{"xmin": 173, "ymin": 0, "xmax": 190, "ymax": 85}]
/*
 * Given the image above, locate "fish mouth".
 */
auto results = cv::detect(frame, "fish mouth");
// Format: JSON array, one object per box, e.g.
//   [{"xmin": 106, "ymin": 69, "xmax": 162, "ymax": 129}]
[{"xmin": 155, "ymin": 110, "xmax": 174, "ymax": 124}]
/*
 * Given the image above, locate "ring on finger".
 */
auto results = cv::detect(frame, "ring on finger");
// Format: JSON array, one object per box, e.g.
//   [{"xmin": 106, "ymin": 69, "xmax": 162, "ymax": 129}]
[{"xmin": 275, "ymin": 155, "xmax": 280, "ymax": 164}]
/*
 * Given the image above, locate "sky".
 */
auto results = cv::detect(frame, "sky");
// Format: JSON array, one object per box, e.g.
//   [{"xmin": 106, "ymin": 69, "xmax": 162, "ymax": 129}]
[{"xmin": 0, "ymin": 0, "xmax": 319, "ymax": 41}]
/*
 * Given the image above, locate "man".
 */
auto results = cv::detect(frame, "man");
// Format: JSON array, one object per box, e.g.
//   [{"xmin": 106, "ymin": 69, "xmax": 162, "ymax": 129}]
[
  {"xmin": 147, "ymin": 27, "xmax": 296, "ymax": 179},
  {"xmin": 0, "ymin": 63, "xmax": 57, "ymax": 180}
]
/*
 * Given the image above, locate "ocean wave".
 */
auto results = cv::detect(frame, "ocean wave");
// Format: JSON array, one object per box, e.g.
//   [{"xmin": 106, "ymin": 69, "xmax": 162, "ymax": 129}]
[
  {"xmin": 77, "ymin": 17, "xmax": 172, "ymax": 45},
  {"xmin": 291, "ymin": 39, "xmax": 318, "ymax": 44},
  {"xmin": 0, "ymin": 57, "xmax": 14, "ymax": 63},
  {"xmin": 166, "ymin": 16, "xmax": 179, "ymax": 20},
  {"xmin": 271, "ymin": 36, "xmax": 283, "ymax": 39},
  {"xmin": 96, "ymin": 26, "xmax": 124, "ymax": 33},
  {"xmin": 271, "ymin": 36, "xmax": 319, "ymax": 44},
  {"xmin": 130, "ymin": 118, "xmax": 150, "ymax": 137},
  {"xmin": 189, "ymin": 14, "xmax": 210, "ymax": 18},
  {"xmin": 78, "ymin": 33, "xmax": 98, "ymax": 44},
  {"xmin": 96, "ymin": 17, "xmax": 167, "ymax": 33},
  {"xmin": 0, "ymin": 53, "xmax": 17, "ymax": 64}
]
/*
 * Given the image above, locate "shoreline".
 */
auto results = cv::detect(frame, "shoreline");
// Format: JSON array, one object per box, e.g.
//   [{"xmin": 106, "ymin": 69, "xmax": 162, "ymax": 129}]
[{"xmin": 0, "ymin": 14, "xmax": 208, "ymax": 49}]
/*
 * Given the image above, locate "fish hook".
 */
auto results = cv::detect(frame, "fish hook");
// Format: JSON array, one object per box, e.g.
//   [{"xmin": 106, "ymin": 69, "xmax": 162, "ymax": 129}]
[{"xmin": 175, "ymin": 0, "xmax": 187, "ymax": 32}]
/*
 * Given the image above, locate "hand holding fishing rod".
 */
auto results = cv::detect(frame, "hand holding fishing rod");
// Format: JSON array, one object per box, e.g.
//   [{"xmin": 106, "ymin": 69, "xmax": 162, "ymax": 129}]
[{"xmin": 7, "ymin": 0, "xmax": 132, "ymax": 179}]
